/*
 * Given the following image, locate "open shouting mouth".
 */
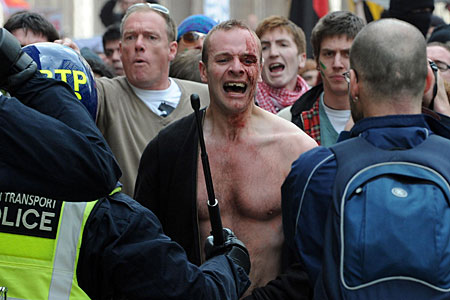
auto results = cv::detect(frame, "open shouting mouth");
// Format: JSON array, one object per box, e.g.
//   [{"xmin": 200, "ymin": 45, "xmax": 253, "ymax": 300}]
[
  {"xmin": 269, "ymin": 63, "xmax": 285, "ymax": 73},
  {"xmin": 224, "ymin": 82, "xmax": 247, "ymax": 93}
]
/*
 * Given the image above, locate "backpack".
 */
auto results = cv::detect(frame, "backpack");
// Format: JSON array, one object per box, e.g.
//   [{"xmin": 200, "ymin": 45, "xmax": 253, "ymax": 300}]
[{"xmin": 320, "ymin": 134, "xmax": 450, "ymax": 299}]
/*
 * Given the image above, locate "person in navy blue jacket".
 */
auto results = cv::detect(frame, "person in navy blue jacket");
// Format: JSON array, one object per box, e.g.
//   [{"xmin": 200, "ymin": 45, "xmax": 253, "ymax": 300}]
[
  {"xmin": 282, "ymin": 19, "xmax": 450, "ymax": 299},
  {"xmin": 0, "ymin": 28, "xmax": 250, "ymax": 299},
  {"xmin": 0, "ymin": 28, "xmax": 120, "ymax": 202}
]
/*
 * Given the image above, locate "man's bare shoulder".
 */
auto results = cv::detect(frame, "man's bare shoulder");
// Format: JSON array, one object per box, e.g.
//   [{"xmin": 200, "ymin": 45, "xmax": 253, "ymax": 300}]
[{"xmin": 255, "ymin": 106, "xmax": 315, "ymax": 139}]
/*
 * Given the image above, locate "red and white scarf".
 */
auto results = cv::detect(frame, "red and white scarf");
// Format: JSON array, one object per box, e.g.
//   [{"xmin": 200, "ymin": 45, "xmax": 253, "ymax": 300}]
[{"xmin": 256, "ymin": 75, "xmax": 309, "ymax": 114}]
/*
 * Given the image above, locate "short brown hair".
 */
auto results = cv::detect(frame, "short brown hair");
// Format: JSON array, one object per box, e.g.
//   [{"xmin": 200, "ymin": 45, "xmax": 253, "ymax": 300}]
[
  {"xmin": 202, "ymin": 19, "xmax": 261, "ymax": 66},
  {"xmin": 311, "ymin": 11, "xmax": 365, "ymax": 60},
  {"xmin": 120, "ymin": 3, "xmax": 177, "ymax": 43},
  {"xmin": 255, "ymin": 16, "xmax": 306, "ymax": 54}
]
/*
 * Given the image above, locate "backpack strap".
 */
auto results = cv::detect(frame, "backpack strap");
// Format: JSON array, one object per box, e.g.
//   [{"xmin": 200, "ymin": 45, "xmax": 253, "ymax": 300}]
[{"xmin": 330, "ymin": 134, "xmax": 450, "ymax": 194}]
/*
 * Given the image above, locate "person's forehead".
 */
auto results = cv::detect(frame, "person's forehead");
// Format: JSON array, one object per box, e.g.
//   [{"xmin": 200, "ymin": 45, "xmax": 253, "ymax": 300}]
[
  {"xmin": 105, "ymin": 39, "xmax": 120, "ymax": 48},
  {"xmin": 12, "ymin": 28, "xmax": 47, "ymax": 42},
  {"xmin": 123, "ymin": 10, "xmax": 166, "ymax": 32},
  {"xmin": 427, "ymin": 45, "xmax": 450, "ymax": 62},
  {"xmin": 260, "ymin": 27, "xmax": 295, "ymax": 43},
  {"xmin": 320, "ymin": 34, "xmax": 353, "ymax": 50},
  {"xmin": 209, "ymin": 28, "xmax": 260, "ymax": 56}
]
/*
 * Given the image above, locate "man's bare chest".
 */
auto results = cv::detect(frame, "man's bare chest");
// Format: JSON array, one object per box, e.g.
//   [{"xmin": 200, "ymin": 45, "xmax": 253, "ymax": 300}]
[{"xmin": 196, "ymin": 142, "xmax": 287, "ymax": 221}]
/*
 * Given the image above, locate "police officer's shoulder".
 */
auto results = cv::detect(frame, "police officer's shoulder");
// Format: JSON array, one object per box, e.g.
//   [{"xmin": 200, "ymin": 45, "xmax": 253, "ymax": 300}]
[{"xmin": 99, "ymin": 191, "xmax": 162, "ymax": 227}]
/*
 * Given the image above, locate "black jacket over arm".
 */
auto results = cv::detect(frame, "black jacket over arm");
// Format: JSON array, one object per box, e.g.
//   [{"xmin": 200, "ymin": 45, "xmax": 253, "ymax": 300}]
[{"xmin": 135, "ymin": 110, "xmax": 203, "ymax": 265}]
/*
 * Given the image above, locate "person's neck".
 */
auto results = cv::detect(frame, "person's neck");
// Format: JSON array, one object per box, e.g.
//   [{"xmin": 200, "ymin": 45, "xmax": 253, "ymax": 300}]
[
  {"xmin": 322, "ymin": 88, "xmax": 350, "ymax": 110},
  {"xmin": 205, "ymin": 104, "xmax": 255, "ymax": 142},
  {"xmin": 130, "ymin": 77, "xmax": 171, "ymax": 91},
  {"xmin": 363, "ymin": 97, "xmax": 422, "ymax": 118},
  {"xmin": 283, "ymin": 75, "xmax": 299, "ymax": 91}
]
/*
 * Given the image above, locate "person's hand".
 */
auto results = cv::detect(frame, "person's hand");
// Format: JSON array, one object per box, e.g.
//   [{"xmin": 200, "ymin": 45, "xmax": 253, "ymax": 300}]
[
  {"xmin": 54, "ymin": 38, "xmax": 81, "ymax": 54},
  {"xmin": 204, "ymin": 228, "xmax": 251, "ymax": 275},
  {"xmin": 433, "ymin": 73, "xmax": 450, "ymax": 116}
]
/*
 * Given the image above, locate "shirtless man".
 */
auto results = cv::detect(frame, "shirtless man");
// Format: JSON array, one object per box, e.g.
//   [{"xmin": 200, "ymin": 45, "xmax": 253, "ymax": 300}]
[{"xmin": 134, "ymin": 20, "xmax": 317, "ymax": 296}]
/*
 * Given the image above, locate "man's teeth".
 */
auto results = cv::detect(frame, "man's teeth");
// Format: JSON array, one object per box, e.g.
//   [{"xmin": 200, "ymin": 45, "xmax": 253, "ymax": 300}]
[
  {"xmin": 224, "ymin": 82, "xmax": 247, "ymax": 93},
  {"xmin": 269, "ymin": 63, "xmax": 284, "ymax": 71},
  {"xmin": 225, "ymin": 83, "xmax": 246, "ymax": 88}
]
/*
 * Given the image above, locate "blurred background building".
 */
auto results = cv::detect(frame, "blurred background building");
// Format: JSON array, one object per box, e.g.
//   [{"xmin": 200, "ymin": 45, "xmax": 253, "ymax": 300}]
[{"xmin": 1, "ymin": 0, "xmax": 449, "ymax": 55}]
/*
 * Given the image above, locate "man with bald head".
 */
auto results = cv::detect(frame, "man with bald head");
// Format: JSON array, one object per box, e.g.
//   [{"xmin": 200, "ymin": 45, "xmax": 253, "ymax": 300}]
[{"xmin": 282, "ymin": 18, "xmax": 450, "ymax": 299}]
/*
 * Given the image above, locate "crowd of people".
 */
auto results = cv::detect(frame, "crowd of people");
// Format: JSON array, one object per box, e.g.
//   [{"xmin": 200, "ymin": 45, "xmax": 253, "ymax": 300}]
[{"xmin": 2, "ymin": 0, "xmax": 450, "ymax": 299}]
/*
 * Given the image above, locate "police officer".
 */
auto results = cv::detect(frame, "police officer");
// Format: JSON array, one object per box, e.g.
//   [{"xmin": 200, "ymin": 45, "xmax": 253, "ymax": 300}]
[{"xmin": 0, "ymin": 28, "xmax": 251, "ymax": 299}]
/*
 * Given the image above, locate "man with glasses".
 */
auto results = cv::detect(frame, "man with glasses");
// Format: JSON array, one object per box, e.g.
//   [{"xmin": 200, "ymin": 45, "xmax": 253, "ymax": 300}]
[
  {"xmin": 423, "ymin": 51, "xmax": 450, "ymax": 119},
  {"xmin": 176, "ymin": 15, "xmax": 217, "ymax": 53},
  {"xmin": 290, "ymin": 11, "xmax": 365, "ymax": 147},
  {"xmin": 282, "ymin": 19, "xmax": 450, "ymax": 298},
  {"xmin": 95, "ymin": 3, "xmax": 210, "ymax": 196}
]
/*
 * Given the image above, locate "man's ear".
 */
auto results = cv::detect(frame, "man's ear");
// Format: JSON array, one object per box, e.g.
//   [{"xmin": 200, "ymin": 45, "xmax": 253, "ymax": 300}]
[
  {"xmin": 168, "ymin": 41, "xmax": 178, "ymax": 62},
  {"xmin": 350, "ymin": 69, "xmax": 359, "ymax": 100},
  {"xmin": 298, "ymin": 52, "xmax": 306, "ymax": 69},
  {"xmin": 199, "ymin": 60, "xmax": 208, "ymax": 83},
  {"xmin": 422, "ymin": 62, "xmax": 435, "ymax": 107},
  {"xmin": 258, "ymin": 59, "xmax": 263, "ymax": 82},
  {"xmin": 424, "ymin": 63, "xmax": 434, "ymax": 95}
]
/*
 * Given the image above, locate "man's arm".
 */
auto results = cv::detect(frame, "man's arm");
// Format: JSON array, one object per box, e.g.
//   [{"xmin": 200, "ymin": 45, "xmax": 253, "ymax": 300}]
[
  {"xmin": 78, "ymin": 193, "xmax": 250, "ymax": 299},
  {"xmin": 1, "ymin": 76, "xmax": 121, "ymax": 201}
]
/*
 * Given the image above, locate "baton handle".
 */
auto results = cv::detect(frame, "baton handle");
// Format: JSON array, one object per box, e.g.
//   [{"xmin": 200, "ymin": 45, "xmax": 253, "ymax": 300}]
[{"xmin": 191, "ymin": 94, "xmax": 224, "ymax": 246}]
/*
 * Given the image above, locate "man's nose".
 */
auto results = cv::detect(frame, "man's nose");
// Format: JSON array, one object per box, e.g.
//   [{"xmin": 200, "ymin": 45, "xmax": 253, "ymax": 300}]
[
  {"xmin": 332, "ymin": 53, "xmax": 345, "ymax": 69},
  {"xmin": 112, "ymin": 49, "xmax": 120, "ymax": 61},
  {"xmin": 135, "ymin": 35, "xmax": 145, "ymax": 51},
  {"xmin": 229, "ymin": 57, "xmax": 244, "ymax": 75},
  {"xmin": 269, "ymin": 44, "xmax": 279, "ymax": 57},
  {"xmin": 193, "ymin": 38, "xmax": 204, "ymax": 50}
]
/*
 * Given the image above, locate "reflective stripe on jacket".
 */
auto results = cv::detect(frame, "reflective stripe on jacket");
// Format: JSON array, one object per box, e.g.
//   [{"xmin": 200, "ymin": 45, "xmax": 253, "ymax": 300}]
[{"xmin": 0, "ymin": 199, "xmax": 97, "ymax": 300}]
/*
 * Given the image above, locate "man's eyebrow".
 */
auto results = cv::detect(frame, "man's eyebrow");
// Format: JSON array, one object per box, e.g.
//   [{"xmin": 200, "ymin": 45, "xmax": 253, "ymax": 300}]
[
  {"xmin": 321, "ymin": 47, "xmax": 350, "ymax": 52},
  {"xmin": 214, "ymin": 52, "xmax": 231, "ymax": 57},
  {"xmin": 261, "ymin": 38, "xmax": 290, "ymax": 43}
]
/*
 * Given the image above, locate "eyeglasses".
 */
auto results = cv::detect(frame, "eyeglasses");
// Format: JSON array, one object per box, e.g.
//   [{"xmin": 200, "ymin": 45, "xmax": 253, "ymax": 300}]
[
  {"xmin": 181, "ymin": 31, "xmax": 206, "ymax": 44},
  {"xmin": 428, "ymin": 59, "xmax": 439, "ymax": 110},
  {"xmin": 433, "ymin": 60, "xmax": 450, "ymax": 72},
  {"xmin": 127, "ymin": 2, "xmax": 170, "ymax": 15}
]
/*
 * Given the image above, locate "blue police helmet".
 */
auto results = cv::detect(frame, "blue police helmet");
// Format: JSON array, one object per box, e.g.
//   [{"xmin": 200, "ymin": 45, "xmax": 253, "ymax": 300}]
[{"xmin": 23, "ymin": 42, "xmax": 98, "ymax": 120}]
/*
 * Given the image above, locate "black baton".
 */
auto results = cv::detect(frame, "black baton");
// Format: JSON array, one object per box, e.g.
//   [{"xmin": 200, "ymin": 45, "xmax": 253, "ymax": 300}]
[{"xmin": 190, "ymin": 94, "xmax": 224, "ymax": 246}]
